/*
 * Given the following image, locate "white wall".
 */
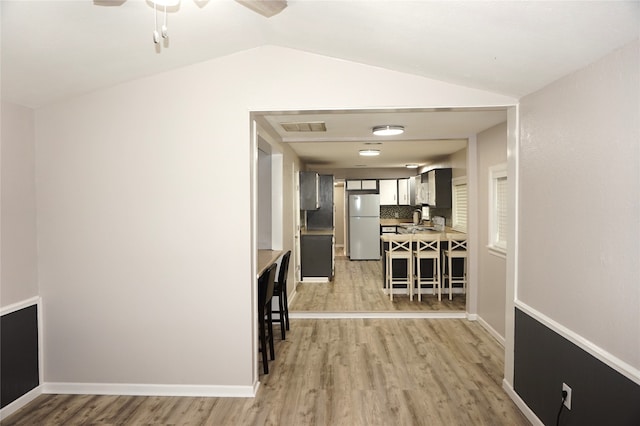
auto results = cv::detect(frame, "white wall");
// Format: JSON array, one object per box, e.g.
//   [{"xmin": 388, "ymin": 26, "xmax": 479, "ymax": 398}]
[
  {"xmin": 257, "ymin": 148, "xmax": 272, "ymax": 249},
  {"xmin": 517, "ymin": 40, "xmax": 639, "ymax": 371},
  {"xmin": 33, "ymin": 46, "xmax": 516, "ymax": 390},
  {"xmin": 1, "ymin": 102, "xmax": 39, "ymax": 307},
  {"xmin": 449, "ymin": 146, "xmax": 468, "ymax": 180},
  {"xmin": 476, "ymin": 122, "xmax": 507, "ymax": 339}
]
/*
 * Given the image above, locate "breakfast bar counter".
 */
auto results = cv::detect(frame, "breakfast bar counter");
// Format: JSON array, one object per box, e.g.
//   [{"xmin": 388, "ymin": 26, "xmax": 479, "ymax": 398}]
[{"xmin": 257, "ymin": 249, "xmax": 283, "ymax": 278}]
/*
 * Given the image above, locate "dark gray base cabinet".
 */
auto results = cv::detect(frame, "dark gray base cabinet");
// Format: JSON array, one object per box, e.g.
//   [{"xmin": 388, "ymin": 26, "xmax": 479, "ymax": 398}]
[{"xmin": 301, "ymin": 235, "xmax": 333, "ymax": 280}]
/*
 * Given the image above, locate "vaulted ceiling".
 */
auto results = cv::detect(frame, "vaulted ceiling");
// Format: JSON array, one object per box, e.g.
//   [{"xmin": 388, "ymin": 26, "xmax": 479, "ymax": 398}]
[
  {"xmin": 2, "ymin": 1, "xmax": 637, "ymax": 169},
  {"xmin": 3, "ymin": 1, "xmax": 637, "ymax": 108}
]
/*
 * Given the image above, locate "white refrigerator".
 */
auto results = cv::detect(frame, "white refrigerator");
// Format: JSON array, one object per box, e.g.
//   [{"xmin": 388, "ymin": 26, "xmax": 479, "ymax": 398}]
[{"xmin": 349, "ymin": 194, "xmax": 381, "ymax": 260}]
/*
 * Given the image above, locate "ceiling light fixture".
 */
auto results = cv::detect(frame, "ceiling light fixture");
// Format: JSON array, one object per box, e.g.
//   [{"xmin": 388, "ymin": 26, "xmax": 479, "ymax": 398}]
[
  {"xmin": 405, "ymin": 164, "xmax": 419, "ymax": 169},
  {"xmin": 359, "ymin": 149, "xmax": 380, "ymax": 157},
  {"xmin": 148, "ymin": 1, "xmax": 287, "ymax": 45},
  {"xmin": 150, "ymin": 0, "xmax": 179, "ymax": 44},
  {"xmin": 372, "ymin": 125, "xmax": 404, "ymax": 136}
]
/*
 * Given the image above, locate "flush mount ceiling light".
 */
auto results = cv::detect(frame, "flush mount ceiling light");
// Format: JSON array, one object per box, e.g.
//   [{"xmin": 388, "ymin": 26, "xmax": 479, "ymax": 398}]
[
  {"xmin": 372, "ymin": 125, "xmax": 404, "ymax": 136},
  {"xmin": 405, "ymin": 164, "xmax": 419, "ymax": 169},
  {"xmin": 359, "ymin": 149, "xmax": 380, "ymax": 157}
]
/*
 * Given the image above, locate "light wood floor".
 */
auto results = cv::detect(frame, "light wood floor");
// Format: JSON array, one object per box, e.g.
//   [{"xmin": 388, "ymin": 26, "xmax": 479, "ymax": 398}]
[
  {"xmin": 2, "ymin": 319, "xmax": 529, "ymax": 426},
  {"xmin": 291, "ymin": 254, "xmax": 466, "ymax": 312}
]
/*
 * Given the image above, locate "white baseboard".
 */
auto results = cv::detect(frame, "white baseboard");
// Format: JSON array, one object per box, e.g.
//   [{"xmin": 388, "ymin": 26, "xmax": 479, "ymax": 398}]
[
  {"xmin": 476, "ymin": 315, "xmax": 506, "ymax": 347},
  {"xmin": 0, "ymin": 385, "xmax": 43, "ymax": 420},
  {"xmin": 288, "ymin": 287, "xmax": 297, "ymax": 305},
  {"xmin": 43, "ymin": 382, "xmax": 256, "ymax": 398},
  {"xmin": 301, "ymin": 277, "xmax": 330, "ymax": 283},
  {"xmin": 502, "ymin": 379, "xmax": 544, "ymax": 426}
]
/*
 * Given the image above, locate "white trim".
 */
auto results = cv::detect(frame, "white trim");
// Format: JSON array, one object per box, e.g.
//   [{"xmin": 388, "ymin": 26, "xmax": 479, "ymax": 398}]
[
  {"xmin": 476, "ymin": 315, "xmax": 506, "ymax": 347},
  {"xmin": 515, "ymin": 300, "xmax": 640, "ymax": 386},
  {"xmin": 504, "ymin": 105, "xmax": 519, "ymax": 386},
  {"xmin": 502, "ymin": 379, "xmax": 544, "ymax": 426},
  {"xmin": 0, "ymin": 385, "xmax": 43, "ymax": 421},
  {"xmin": 43, "ymin": 382, "xmax": 257, "ymax": 398},
  {"xmin": 0, "ymin": 296, "xmax": 40, "ymax": 316},
  {"xmin": 289, "ymin": 311, "xmax": 467, "ymax": 319}
]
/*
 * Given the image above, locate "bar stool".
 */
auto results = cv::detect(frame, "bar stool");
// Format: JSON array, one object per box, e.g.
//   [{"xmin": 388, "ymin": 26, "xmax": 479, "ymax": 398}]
[
  {"xmin": 413, "ymin": 234, "xmax": 441, "ymax": 301},
  {"xmin": 272, "ymin": 250, "xmax": 291, "ymax": 340},
  {"xmin": 443, "ymin": 233, "xmax": 467, "ymax": 300},
  {"xmin": 258, "ymin": 263, "xmax": 277, "ymax": 374},
  {"xmin": 385, "ymin": 234, "xmax": 413, "ymax": 301}
]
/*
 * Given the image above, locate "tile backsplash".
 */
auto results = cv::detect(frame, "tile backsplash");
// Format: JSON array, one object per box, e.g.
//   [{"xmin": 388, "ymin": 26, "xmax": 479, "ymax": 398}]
[
  {"xmin": 380, "ymin": 205, "xmax": 416, "ymax": 220},
  {"xmin": 380, "ymin": 205, "xmax": 452, "ymax": 225}
]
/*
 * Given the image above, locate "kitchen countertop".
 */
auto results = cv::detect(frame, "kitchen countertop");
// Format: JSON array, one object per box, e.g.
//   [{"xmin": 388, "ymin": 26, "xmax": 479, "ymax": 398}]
[
  {"xmin": 380, "ymin": 227, "xmax": 464, "ymax": 242},
  {"xmin": 257, "ymin": 249, "xmax": 283, "ymax": 278},
  {"xmin": 380, "ymin": 219, "xmax": 419, "ymax": 226}
]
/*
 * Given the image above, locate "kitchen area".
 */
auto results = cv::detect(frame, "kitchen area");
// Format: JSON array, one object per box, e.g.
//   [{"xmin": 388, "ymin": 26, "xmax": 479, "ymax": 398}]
[{"xmin": 298, "ymin": 165, "xmax": 467, "ymax": 305}]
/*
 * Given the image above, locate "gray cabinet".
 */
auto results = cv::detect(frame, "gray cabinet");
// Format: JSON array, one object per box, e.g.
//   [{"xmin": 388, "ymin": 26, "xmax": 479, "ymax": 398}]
[
  {"xmin": 307, "ymin": 174, "xmax": 334, "ymax": 230},
  {"xmin": 300, "ymin": 171, "xmax": 319, "ymax": 210},
  {"xmin": 423, "ymin": 168, "xmax": 452, "ymax": 207},
  {"xmin": 301, "ymin": 234, "xmax": 333, "ymax": 279}
]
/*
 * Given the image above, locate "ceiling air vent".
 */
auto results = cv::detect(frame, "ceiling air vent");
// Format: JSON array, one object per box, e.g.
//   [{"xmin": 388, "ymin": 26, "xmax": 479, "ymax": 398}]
[{"xmin": 280, "ymin": 121, "xmax": 327, "ymax": 132}]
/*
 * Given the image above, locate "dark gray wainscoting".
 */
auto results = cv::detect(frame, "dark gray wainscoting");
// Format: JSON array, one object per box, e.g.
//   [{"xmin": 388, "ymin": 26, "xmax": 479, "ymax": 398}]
[
  {"xmin": 1, "ymin": 304, "xmax": 39, "ymax": 408},
  {"xmin": 514, "ymin": 307, "xmax": 640, "ymax": 425}
]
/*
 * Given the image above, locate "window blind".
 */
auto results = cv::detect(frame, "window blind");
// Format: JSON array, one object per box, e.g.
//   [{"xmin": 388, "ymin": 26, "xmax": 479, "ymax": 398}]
[
  {"xmin": 452, "ymin": 183, "xmax": 467, "ymax": 232},
  {"xmin": 495, "ymin": 176, "xmax": 507, "ymax": 248}
]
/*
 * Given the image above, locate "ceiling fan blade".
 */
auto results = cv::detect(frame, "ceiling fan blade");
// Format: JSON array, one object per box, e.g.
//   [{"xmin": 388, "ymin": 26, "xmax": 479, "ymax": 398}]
[{"xmin": 235, "ymin": 0, "xmax": 287, "ymax": 18}]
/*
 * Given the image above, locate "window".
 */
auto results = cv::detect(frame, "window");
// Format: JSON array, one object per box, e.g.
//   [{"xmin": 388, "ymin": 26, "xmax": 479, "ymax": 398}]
[
  {"xmin": 452, "ymin": 177, "xmax": 467, "ymax": 232},
  {"xmin": 488, "ymin": 164, "xmax": 507, "ymax": 256}
]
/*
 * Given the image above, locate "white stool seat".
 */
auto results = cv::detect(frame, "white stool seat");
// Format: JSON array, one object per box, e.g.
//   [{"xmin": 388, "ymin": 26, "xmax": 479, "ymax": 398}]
[
  {"xmin": 384, "ymin": 234, "xmax": 413, "ymax": 301},
  {"xmin": 443, "ymin": 233, "xmax": 467, "ymax": 301},
  {"xmin": 413, "ymin": 234, "xmax": 441, "ymax": 301}
]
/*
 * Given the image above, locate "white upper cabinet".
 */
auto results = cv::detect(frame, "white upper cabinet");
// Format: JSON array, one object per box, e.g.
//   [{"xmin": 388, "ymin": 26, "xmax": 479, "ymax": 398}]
[
  {"xmin": 346, "ymin": 180, "xmax": 362, "ymax": 190},
  {"xmin": 346, "ymin": 179, "xmax": 378, "ymax": 191},
  {"xmin": 398, "ymin": 178, "xmax": 410, "ymax": 205},
  {"xmin": 379, "ymin": 179, "xmax": 398, "ymax": 205},
  {"xmin": 361, "ymin": 180, "xmax": 378, "ymax": 190}
]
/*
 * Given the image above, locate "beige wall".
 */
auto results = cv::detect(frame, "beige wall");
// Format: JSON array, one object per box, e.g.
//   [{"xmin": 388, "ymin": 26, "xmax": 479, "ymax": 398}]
[
  {"xmin": 1, "ymin": 101, "xmax": 39, "ymax": 308},
  {"xmin": 477, "ymin": 122, "xmax": 507, "ymax": 339},
  {"xmin": 32, "ymin": 46, "xmax": 515, "ymax": 390},
  {"xmin": 450, "ymin": 146, "xmax": 468, "ymax": 180},
  {"xmin": 517, "ymin": 40, "xmax": 639, "ymax": 370}
]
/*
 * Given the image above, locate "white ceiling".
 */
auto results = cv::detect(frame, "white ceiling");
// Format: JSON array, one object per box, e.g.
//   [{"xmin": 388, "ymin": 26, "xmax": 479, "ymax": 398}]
[
  {"xmin": 2, "ymin": 0, "xmax": 637, "ymax": 169},
  {"xmin": 256, "ymin": 108, "xmax": 505, "ymax": 169},
  {"xmin": 2, "ymin": 1, "xmax": 638, "ymax": 108}
]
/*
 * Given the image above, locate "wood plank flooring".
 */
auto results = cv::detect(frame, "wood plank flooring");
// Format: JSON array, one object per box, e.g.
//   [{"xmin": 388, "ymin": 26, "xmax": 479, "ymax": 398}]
[
  {"xmin": 291, "ymin": 254, "xmax": 466, "ymax": 312},
  {"xmin": 2, "ymin": 319, "xmax": 529, "ymax": 426}
]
